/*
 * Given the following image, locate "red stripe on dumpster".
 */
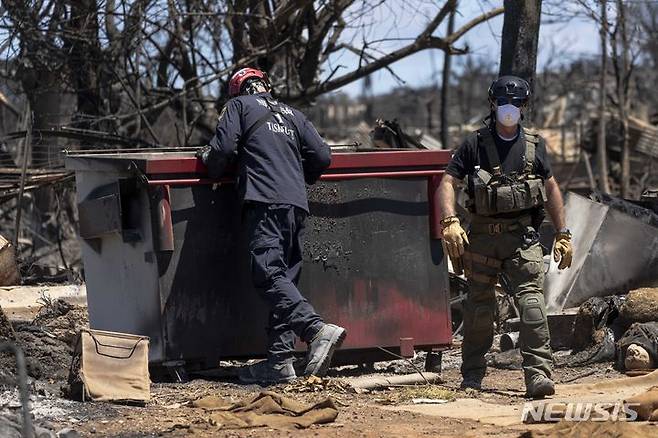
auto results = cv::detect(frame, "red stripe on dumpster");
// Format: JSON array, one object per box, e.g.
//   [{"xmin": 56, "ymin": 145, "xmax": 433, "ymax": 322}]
[
  {"xmin": 146, "ymin": 170, "xmax": 446, "ymax": 186},
  {"xmin": 144, "ymin": 150, "xmax": 453, "ymax": 175},
  {"xmin": 146, "ymin": 159, "xmax": 207, "ymax": 174},
  {"xmin": 330, "ymin": 150, "xmax": 452, "ymax": 169},
  {"xmin": 306, "ymin": 278, "xmax": 452, "ymax": 350}
]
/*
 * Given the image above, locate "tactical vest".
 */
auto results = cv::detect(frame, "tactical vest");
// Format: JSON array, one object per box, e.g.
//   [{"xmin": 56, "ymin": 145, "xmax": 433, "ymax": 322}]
[{"xmin": 467, "ymin": 127, "xmax": 547, "ymax": 216}]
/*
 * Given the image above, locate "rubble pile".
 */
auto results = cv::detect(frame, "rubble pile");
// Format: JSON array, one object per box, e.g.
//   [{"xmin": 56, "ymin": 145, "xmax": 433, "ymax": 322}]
[
  {"xmin": 0, "ymin": 299, "xmax": 88, "ymax": 386},
  {"xmin": 0, "ymin": 411, "xmax": 59, "ymax": 438},
  {"xmin": 563, "ymin": 296, "xmax": 625, "ymax": 366},
  {"xmin": 560, "ymin": 289, "xmax": 658, "ymax": 371},
  {"xmin": 493, "ymin": 288, "xmax": 658, "ymax": 373},
  {"xmin": 620, "ymin": 288, "xmax": 658, "ymax": 324}
]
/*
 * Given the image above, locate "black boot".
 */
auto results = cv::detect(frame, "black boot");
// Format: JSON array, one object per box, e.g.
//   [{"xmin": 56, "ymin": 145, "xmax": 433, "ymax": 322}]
[
  {"xmin": 238, "ymin": 360, "xmax": 297, "ymax": 384},
  {"xmin": 525, "ymin": 374, "xmax": 555, "ymax": 399},
  {"xmin": 460, "ymin": 372, "xmax": 484, "ymax": 391}
]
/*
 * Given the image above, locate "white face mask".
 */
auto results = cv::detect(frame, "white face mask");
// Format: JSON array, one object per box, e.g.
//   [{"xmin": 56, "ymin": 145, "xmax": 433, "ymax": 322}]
[{"xmin": 496, "ymin": 104, "xmax": 521, "ymax": 127}]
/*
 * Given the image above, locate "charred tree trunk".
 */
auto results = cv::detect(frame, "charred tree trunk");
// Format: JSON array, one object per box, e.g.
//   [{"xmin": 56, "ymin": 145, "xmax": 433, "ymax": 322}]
[
  {"xmin": 597, "ymin": 0, "xmax": 611, "ymax": 193},
  {"xmin": 617, "ymin": 0, "xmax": 631, "ymax": 198},
  {"xmin": 440, "ymin": 6, "xmax": 457, "ymax": 149},
  {"xmin": 499, "ymin": 0, "xmax": 542, "ymax": 122},
  {"xmin": 65, "ymin": 0, "xmax": 103, "ymax": 129},
  {"xmin": 610, "ymin": 0, "xmax": 632, "ymax": 198}
]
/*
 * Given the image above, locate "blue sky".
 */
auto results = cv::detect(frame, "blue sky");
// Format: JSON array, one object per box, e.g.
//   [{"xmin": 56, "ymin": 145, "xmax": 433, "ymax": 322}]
[{"xmin": 332, "ymin": 1, "xmax": 600, "ymax": 96}]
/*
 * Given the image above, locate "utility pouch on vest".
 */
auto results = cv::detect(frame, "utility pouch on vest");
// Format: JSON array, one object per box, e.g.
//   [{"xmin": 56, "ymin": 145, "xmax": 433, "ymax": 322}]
[
  {"xmin": 471, "ymin": 168, "xmax": 497, "ymax": 216},
  {"xmin": 469, "ymin": 127, "xmax": 546, "ymax": 216},
  {"xmin": 489, "ymin": 178, "xmax": 547, "ymax": 214}
]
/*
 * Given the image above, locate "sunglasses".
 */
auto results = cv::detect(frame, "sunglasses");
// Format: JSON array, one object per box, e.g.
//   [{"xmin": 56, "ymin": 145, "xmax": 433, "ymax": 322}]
[{"xmin": 495, "ymin": 97, "xmax": 526, "ymax": 108}]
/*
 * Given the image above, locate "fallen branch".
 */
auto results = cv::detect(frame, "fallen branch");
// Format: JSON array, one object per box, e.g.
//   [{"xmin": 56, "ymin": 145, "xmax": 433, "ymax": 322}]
[
  {"xmin": 560, "ymin": 369, "xmax": 598, "ymax": 384},
  {"xmin": 377, "ymin": 346, "xmax": 429, "ymax": 384},
  {"xmin": 348, "ymin": 372, "xmax": 442, "ymax": 391}
]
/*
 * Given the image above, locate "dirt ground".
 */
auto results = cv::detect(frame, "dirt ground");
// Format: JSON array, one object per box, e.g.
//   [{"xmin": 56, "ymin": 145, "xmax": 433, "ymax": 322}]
[
  {"xmin": 34, "ymin": 354, "xmax": 628, "ymax": 438},
  {"xmin": 0, "ymin": 299, "xmax": 652, "ymax": 437}
]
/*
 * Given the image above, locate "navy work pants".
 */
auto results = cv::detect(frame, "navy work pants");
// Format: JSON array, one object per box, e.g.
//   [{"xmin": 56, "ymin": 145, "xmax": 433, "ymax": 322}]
[{"xmin": 244, "ymin": 202, "xmax": 324, "ymax": 362}]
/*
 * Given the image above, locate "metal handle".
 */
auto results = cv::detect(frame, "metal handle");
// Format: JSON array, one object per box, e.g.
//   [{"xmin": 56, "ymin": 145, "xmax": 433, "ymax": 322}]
[{"xmin": 89, "ymin": 332, "xmax": 144, "ymax": 360}]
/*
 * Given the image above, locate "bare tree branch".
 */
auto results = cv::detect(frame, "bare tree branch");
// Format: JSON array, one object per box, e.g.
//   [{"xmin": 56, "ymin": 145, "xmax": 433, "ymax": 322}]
[{"xmin": 289, "ymin": 5, "xmax": 503, "ymax": 102}]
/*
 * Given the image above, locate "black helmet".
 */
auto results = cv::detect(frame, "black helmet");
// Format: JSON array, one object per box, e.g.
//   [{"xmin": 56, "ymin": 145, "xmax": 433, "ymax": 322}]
[{"xmin": 488, "ymin": 75, "xmax": 530, "ymax": 104}]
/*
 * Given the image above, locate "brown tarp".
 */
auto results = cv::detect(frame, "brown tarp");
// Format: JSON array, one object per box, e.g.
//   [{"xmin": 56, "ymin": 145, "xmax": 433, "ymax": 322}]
[
  {"xmin": 520, "ymin": 420, "xmax": 658, "ymax": 437},
  {"xmin": 625, "ymin": 385, "xmax": 658, "ymax": 421},
  {"xmin": 191, "ymin": 391, "xmax": 338, "ymax": 430}
]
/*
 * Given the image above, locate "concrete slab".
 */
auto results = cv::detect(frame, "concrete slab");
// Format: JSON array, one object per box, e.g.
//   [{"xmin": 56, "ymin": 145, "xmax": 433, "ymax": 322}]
[
  {"xmin": 383, "ymin": 398, "xmax": 526, "ymax": 426},
  {"xmin": 0, "ymin": 284, "xmax": 87, "ymax": 320},
  {"xmin": 383, "ymin": 371, "xmax": 658, "ymax": 426}
]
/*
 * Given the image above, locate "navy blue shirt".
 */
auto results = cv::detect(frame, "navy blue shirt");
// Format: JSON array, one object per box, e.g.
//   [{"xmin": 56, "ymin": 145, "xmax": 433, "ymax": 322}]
[{"xmin": 207, "ymin": 93, "xmax": 331, "ymax": 212}]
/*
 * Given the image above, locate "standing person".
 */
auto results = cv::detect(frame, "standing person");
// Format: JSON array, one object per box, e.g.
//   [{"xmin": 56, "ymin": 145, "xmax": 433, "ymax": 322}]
[
  {"xmin": 198, "ymin": 67, "xmax": 347, "ymax": 384},
  {"xmin": 437, "ymin": 76, "xmax": 573, "ymax": 398}
]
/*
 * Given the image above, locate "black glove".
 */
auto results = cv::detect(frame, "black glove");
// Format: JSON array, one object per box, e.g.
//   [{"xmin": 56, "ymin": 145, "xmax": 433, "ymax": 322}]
[
  {"xmin": 195, "ymin": 145, "xmax": 212, "ymax": 162},
  {"xmin": 304, "ymin": 171, "xmax": 322, "ymax": 185}
]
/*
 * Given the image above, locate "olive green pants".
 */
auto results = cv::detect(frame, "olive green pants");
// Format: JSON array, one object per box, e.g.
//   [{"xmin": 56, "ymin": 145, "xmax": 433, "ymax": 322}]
[{"xmin": 460, "ymin": 215, "xmax": 553, "ymax": 386}]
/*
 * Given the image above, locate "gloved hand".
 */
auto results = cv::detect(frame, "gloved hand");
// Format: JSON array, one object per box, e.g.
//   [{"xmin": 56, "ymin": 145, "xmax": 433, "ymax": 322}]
[
  {"xmin": 442, "ymin": 216, "xmax": 469, "ymax": 273},
  {"xmin": 553, "ymin": 231, "xmax": 573, "ymax": 270},
  {"xmin": 195, "ymin": 145, "xmax": 212, "ymax": 162}
]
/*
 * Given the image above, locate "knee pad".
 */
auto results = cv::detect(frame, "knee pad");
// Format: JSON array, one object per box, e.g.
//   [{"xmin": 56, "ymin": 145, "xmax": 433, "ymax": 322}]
[{"xmin": 519, "ymin": 295, "xmax": 546, "ymax": 326}]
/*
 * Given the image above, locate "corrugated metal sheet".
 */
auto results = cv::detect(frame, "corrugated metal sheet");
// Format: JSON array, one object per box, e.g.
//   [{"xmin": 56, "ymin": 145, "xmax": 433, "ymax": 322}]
[{"xmin": 630, "ymin": 116, "xmax": 658, "ymax": 158}]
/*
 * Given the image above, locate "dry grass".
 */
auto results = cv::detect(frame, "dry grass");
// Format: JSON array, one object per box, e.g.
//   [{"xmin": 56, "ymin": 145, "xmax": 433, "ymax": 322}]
[{"xmin": 375, "ymin": 384, "xmax": 457, "ymax": 405}]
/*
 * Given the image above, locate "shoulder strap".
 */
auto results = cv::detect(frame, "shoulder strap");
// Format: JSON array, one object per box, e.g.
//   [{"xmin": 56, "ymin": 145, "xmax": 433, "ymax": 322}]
[
  {"xmin": 476, "ymin": 168, "xmax": 493, "ymax": 185},
  {"xmin": 477, "ymin": 127, "xmax": 503, "ymax": 177},
  {"xmin": 522, "ymin": 128, "xmax": 539, "ymax": 174}
]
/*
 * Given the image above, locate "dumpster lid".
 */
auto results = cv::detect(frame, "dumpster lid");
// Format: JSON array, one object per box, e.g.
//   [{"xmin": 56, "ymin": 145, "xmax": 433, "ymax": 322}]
[{"xmin": 65, "ymin": 148, "xmax": 452, "ymax": 175}]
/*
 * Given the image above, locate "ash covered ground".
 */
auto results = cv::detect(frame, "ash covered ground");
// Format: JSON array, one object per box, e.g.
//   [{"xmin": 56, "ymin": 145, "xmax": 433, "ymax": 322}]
[
  {"xmin": 0, "ymin": 298, "xmax": 642, "ymax": 438},
  {"xmin": 0, "ymin": 299, "xmax": 87, "ymax": 387},
  {"xmin": 0, "ymin": 298, "xmax": 88, "ymax": 437}
]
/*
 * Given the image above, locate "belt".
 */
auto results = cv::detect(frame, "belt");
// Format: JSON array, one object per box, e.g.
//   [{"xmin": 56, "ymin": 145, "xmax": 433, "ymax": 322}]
[
  {"xmin": 463, "ymin": 252, "xmax": 502, "ymax": 269},
  {"xmin": 469, "ymin": 272, "xmax": 498, "ymax": 286},
  {"xmin": 469, "ymin": 216, "xmax": 532, "ymax": 235},
  {"xmin": 463, "ymin": 252, "xmax": 502, "ymax": 286}
]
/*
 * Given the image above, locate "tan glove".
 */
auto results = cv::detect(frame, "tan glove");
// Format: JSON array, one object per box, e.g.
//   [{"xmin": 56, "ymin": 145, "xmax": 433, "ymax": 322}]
[
  {"xmin": 553, "ymin": 231, "xmax": 573, "ymax": 270},
  {"xmin": 442, "ymin": 216, "xmax": 469, "ymax": 273}
]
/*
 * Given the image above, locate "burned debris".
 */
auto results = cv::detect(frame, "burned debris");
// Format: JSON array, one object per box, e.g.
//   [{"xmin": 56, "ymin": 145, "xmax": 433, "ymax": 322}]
[{"xmin": 1, "ymin": 0, "xmax": 658, "ymax": 436}]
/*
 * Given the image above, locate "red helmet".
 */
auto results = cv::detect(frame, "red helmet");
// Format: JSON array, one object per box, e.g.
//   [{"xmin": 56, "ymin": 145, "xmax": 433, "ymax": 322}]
[{"xmin": 228, "ymin": 67, "xmax": 269, "ymax": 97}]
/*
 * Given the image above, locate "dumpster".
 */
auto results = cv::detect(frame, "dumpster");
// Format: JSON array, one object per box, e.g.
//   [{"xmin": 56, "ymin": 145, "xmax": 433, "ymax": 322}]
[{"xmin": 66, "ymin": 149, "xmax": 453, "ymax": 370}]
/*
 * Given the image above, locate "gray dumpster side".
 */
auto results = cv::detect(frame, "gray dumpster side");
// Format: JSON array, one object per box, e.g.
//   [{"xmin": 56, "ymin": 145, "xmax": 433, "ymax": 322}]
[{"xmin": 70, "ymin": 161, "xmax": 166, "ymax": 361}]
